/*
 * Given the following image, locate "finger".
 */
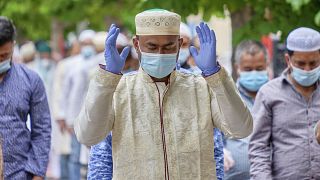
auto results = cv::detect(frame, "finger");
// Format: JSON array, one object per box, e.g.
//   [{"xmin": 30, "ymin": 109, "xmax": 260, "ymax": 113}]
[
  {"xmin": 189, "ymin": 46, "xmax": 198, "ymax": 58},
  {"xmin": 224, "ymin": 159, "xmax": 230, "ymax": 171},
  {"xmin": 230, "ymin": 158, "xmax": 235, "ymax": 166},
  {"xmin": 108, "ymin": 24, "xmax": 115, "ymax": 32},
  {"xmin": 109, "ymin": 28, "xmax": 120, "ymax": 47},
  {"xmin": 199, "ymin": 22, "xmax": 207, "ymax": 42},
  {"xmin": 106, "ymin": 27, "xmax": 117, "ymax": 45},
  {"xmin": 106, "ymin": 24, "xmax": 116, "ymax": 40},
  {"xmin": 120, "ymin": 46, "xmax": 131, "ymax": 60},
  {"xmin": 204, "ymin": 24, "xmax": 211, "ymax": 42},
  {"xmin": 195, "ymin": 26, "xmax": 203, "ymax": 44},
  {"xmin": 210, "ymin": 30, "xmax": 216, "ymax": 45}
]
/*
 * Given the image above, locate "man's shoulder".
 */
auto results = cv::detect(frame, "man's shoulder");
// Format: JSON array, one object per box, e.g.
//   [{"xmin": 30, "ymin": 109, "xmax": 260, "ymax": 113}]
[
  {"xmin": 12, "ymin": 63, "xmax": 43, "ymax": 89},
  {"xmin": 13, "ymin": 63, "xmax": 41, "ymax": 80},
  {"xmin": 259, "ymin": 76, "xmax": 284, "ymax": 94}
]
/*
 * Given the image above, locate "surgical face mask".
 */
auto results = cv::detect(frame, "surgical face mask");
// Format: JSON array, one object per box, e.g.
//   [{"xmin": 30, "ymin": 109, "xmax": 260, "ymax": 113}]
[
  {"xmin": 140, "ymin": 51, "xmax": 177, "ymax": 78},
  {"xmin": 291, "ymin": 64, "xmax": 320, "ymax": 87},
  {"xmin": 81, "ymin": 45, "xmax": 96, "ymax": 59},
  {"xmin": 0, "ymin": 59, "xmax": 11, "ymax": 74},
  {"xmin": 178, "ymin": 48, "xmax": 190, "ymax": 65},
  {"xmin": 239, "ymin": 70, "xmax": 269, "ymax": 92}
]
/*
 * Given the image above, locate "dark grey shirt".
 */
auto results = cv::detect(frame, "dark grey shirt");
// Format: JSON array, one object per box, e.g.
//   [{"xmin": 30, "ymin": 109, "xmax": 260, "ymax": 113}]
[{"xmin": 249, "ymin": 70, "xmax": 320, "ymax": 180}]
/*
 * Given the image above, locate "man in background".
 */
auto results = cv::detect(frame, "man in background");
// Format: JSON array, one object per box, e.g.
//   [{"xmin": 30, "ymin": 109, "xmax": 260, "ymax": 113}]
[
  {"xmin": 224, "ymin": 40, "xmax": 269, "ymax": 180},
  {"xmin": 249, "ymin": 27, "xmax": 320, "ymax": 179},
  {"xmin": 0, "ymin": 16, "xmax": 51, "ymax": 180}
]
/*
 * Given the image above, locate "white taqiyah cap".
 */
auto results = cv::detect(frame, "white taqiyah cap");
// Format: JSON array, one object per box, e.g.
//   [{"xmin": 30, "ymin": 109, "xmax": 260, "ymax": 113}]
[
  {"xmin": 135, "ymin": 9, "xmax": 181, "ymax": 35},
  {"xmin": 92, "ymin": 32, "xmax": 107, "ymax": 52},
  {"xmin": 180, "ymin": 22, "xmax": 192, "ymax": 39},
  {"xmin": 286, "ymin": 27, "xmax": 320, "ymax": 52},
  {"xmin": 79, "ymin": 30, "xmax": 96, "ymax": 42},
  {"xmin": 20, "ymin": 42, "xmax": 36, "ymax": 59},
  {"xmin": 116, "ymin": 33, "xmax": 129, "ymax": 47}
]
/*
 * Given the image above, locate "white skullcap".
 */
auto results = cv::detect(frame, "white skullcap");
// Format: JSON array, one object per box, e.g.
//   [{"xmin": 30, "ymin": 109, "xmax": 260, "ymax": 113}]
[
  {"xmin": 20, "ymin": 42, "xmax": 36, "ymax": 59},
  {"xmin": 180, "ymin": 22, "xmax": 192, "ymax": 39},
  {"xmin": 286, "ymin": 27, "xmax": 320, "ymax": 52},
  {"xmin": 79, "ymin": 30, "xmax": 96, "ymax": 42},
  {"xmin": 116, "ymin": 33, "xmax": 129, "ymax": 47},
  {"xmin": 135, "ymin": 9, "xmax": 181, "ymax": 35},
  {"xmin": 93, "ymin": 32, "xmax": 107, "ymax": 52}
]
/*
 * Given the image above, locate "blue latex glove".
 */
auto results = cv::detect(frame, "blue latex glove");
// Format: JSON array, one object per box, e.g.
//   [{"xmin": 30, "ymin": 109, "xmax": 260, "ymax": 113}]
[
  {"xmin": 104, "ymin": 24, "xmax": 130, "ymax": 74},
  {"xmin": 189, "ymin": 22, "xmax": 220, "ymax": 76}
]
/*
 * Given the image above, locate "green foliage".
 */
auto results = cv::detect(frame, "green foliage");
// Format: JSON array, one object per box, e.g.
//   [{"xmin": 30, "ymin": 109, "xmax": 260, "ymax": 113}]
[
  {"xmin": 1, "ymin": 0, "xmax": 319, "ymax": 45},
  {"xmin": 315, "ymin": 10, "xmax": 320, "ymax": 26},
  {"xmin": 232, "ymin": 0, "xmax": 320, "ymax": 44},
  {"xmin": 286, "ymin": 0, "xmax": 311, "ymax": 12}
]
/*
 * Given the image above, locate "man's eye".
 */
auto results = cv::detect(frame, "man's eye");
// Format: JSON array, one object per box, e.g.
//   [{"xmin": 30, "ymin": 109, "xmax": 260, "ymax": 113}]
[{"xmin": 164, "ymin": 46, "xmax": 175, "ymax": 50}]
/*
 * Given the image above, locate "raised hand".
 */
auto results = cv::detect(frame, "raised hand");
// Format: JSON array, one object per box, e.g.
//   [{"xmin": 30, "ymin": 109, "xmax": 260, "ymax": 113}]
[
  {"xmin": 104, "ymin": 24, "xmax": 130, "ymax": 74},
  {"xmin": 189, "ymin": 22, "xmax": 220, "ymax": 76}
]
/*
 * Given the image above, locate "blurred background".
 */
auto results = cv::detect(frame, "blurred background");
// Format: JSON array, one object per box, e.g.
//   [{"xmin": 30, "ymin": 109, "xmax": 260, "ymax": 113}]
[
  {"xmin": 1, "ymin": 0, "xmax": 319, "ymax": 179},
  {"xmin": 1, "ymin": 0, "xmax": 320, "ymax": 76}
]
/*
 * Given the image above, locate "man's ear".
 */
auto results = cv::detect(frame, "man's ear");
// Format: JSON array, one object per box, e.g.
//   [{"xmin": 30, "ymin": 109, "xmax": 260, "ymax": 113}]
[
  {"xmin": 234, "ymin": 63, "xmax": 240, "ymax": 77},
  {"xmin": 133, "ymin": 36, "xmax": 139, "ymax": 53},
  {"xmin": 179, "ymin": 37, "xmax": 183, "ymax": 49},
  {"xmin": 284, "ymin": 53, "xmax": 291, "ymax": 68}
]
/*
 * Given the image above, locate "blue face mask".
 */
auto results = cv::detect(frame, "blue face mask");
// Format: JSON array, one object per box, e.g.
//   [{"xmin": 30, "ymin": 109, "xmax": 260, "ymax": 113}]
[
  {"xmin": 140, "ymin": 51, "xmax": 177, "ymax": 79},
  {"xmin": 239, "ymin": 70, "xmax": 269, "ymax": 92},
  {"xmin": 81, "ymin": 45, "xmax": 96, "ymax": 59},
  {"xmin": 178, "ymin": 48, "xmax": 190, "ymax": 65},
  {"xmin": 0, "ymin": 59, "xmax": 11, "ymax": 74},
  {"xmin": 291, "ymin": 65, "xmax": 320, "ymax": 87}
]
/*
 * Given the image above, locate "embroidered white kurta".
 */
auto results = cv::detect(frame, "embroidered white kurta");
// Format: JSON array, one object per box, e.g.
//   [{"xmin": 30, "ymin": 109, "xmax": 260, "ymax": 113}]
[{"xmin": 75, "ymin": 67, "xmax": 252, "ymax": 180}]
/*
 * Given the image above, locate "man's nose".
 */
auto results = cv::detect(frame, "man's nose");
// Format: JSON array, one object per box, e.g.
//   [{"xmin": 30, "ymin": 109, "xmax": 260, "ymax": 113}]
[
  {"xmin": 158, "ymin": 48, "xmax": 166, "ymax": 54},
  {"xmin": 304, "ymin": 64, "xmax": 313, "ymax": 71}
]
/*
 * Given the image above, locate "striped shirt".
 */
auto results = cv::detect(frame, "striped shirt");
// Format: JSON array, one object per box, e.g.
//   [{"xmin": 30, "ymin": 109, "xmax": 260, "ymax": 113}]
[{"xmin": 0, "ymin": 63, "xmax": 51, "ymax": 179}]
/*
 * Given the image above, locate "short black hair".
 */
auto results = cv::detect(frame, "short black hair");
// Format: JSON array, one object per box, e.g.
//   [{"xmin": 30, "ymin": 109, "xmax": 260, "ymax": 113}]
[
  {"xmin": 287, "ymin": 50, "xmax": 294, "ymax": 56},
  {"xmin": 0, "ymin": 16, "xmax": 16, "ymax": 46}
]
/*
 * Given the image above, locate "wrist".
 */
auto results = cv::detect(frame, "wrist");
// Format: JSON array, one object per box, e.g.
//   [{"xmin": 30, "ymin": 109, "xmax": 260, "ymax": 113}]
[
  {"xmin": 100, "ymin": 64, "xmax": 122, "ymax": 75},
  {"xmin": 202, "ymin": 64, "xmax": 221, "ymax": 77}
]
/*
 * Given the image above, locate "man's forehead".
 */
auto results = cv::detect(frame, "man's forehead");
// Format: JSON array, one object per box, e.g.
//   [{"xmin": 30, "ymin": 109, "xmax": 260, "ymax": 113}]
[
  {"xmin": 138, "ymin": 35, "xmax": 180, "ymax": 45},
  {"xmin": 291, "ymin": 50, "xmax": 320, "ymax": 60},
  {"xmin": 0, "ymin": 41, "xmax": 14, "ymax": 54}
]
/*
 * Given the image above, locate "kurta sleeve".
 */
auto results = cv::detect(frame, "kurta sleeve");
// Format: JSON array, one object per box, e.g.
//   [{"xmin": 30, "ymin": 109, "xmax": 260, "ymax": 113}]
[
  {"xmin": 25, "ymin": 77, "xmax": 51, "ymax": 177},
  {"xmin": 248, "ymin": 90, "xmax": 272, "ymax": 180},
  {"xmin": 205, "ymin": 67, "xmax": 253, "ymax": 139},
  {"xmin": 88, "ymin": 133, "xmax": 113, "ymax": 180},
  {"xmin": 74, "ymin": 68, "xmax": 122, "ymax": 146}
]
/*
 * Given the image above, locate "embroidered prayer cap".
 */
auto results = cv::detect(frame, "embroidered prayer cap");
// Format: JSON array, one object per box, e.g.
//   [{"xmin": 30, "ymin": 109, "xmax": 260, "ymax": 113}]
[
  {"xmin": 286, "ymin": 27, "xmax": 320, "ymax": 52},
  {"xmin": 135, "ymin": 9, "xmax": 181, "ymax": 35}
]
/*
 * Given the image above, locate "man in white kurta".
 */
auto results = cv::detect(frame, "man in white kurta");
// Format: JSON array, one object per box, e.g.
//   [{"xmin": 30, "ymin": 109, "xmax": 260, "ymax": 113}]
[{"xmin": 75, "ymin": 9, "xmax": 252, "ymax": 180}]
